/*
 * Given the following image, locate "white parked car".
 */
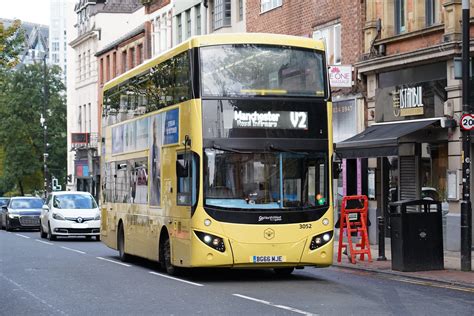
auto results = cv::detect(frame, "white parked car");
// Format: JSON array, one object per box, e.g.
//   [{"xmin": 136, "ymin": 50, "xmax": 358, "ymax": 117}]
[{"xmin": 40, "ymin": 191, "xmax": 101, "ymax": 241}]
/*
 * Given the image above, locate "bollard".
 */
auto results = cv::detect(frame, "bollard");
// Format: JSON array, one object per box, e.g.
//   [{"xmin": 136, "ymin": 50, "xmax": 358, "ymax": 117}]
[{"xmin": 377, "ymin": 216, "xmax": 387, "ymax": 261}]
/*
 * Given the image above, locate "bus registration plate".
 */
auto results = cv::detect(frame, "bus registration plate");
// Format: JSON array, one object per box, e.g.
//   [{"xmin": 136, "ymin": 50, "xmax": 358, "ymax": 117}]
[{"xmin": 251, "ymin": 256, "xmax": 286, "ymax": 263}]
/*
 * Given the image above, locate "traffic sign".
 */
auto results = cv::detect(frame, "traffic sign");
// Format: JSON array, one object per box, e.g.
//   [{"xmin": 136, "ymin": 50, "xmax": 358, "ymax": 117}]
[{"xmin": 460, "ymin": 114, "xmax": 474, "ymax": 131}]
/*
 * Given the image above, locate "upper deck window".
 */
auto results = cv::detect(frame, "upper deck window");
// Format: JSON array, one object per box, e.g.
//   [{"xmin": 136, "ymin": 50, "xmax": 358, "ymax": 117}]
[{"xmin": 200, "ymin": 44, "xmax": 326, "ymax": 98}]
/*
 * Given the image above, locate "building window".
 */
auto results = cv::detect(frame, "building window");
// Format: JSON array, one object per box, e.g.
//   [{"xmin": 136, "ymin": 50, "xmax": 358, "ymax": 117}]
[
  {"xmin": 261, "ymin": 0, "xmax": 282, "ymax": 13},
  {"xmin": 122, "ymin": 51, "xmax": 128, "ymax": 73},
  {"xmin": 177, "ymin": 14, "xmax": 183, "ymax": 43},
  {"xmin": 313, "ymin": 23, "xmax": 341, "ymax": 65},
  {"xmin": 426, "ymin": 0, "xmax": 440, "ymax": 26},
  {"xmin": 238, "ymin": 0, "xmax": 244, "ymax": 21},
  {"xmin": 186, "ymin": 9, "xmax": 191, "ymax": 39},
  {"xmin": 52, "ymin": 53, "xmax": 59, "ymax": 64},
  {"xmin": 137, "ymin": 44, "xmax": 144, "ymax": 64},
  {"xmin": 196, "ymin": 7, "xmax": 202, "ymax": 35},
  {"xmin": 52, "ymin": 42, "xmax": 60, "ymax": 52},
  {"xmin": 77, "ymin": 54, "xmax": 81, "ymax": 80},
  {"xmin": 112, "ymin": 52, "xmax": 117, "ymax": 78},
  {"xmin": 395, "ymin": 0, "xmax": 406, "ymax": 34},
  {"xmin": 129, "ymin": 47, "xmax": 135, "ymax": 69},
  {"xmin": 213, "ymin": 0, "xmax": 231, "ymax": 30},
  {"xmin": 87, "ymin": 50, "xmax": 91, "ymax": 78},
  {"xmin": 106, "ymin": 55, "xmax": 110, "ymax": 82}
]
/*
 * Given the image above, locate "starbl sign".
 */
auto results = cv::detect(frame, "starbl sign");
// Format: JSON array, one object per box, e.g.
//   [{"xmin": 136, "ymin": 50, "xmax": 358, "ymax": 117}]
[{"xmin": 329, "ymin": 65, "xmax": 352, "ymax": 88}]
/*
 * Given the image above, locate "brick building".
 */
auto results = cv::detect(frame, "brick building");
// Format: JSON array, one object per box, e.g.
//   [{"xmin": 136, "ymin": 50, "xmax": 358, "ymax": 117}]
[{"xmin": 337, "ymin": 0, "xmax": 474, "ymax": 250}]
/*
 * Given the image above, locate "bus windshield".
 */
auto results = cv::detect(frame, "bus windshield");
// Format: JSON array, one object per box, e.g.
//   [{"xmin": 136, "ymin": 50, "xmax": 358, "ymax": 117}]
[
  {"xmin": 200, "ymin": 44, "xmax": 326, "ymax": 98},
  {"xmin": 204, "ymin": 149, "xmax": 327, "ymax": 209}
]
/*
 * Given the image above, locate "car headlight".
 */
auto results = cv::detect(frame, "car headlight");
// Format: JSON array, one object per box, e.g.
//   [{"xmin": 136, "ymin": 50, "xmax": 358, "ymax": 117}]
[
  {"xmin": 194, "ymin": 231, "xmax": 225, "ymax": 252},
  {"xmin": 94, "ymin": 213, "xmax": 101, "ymax": 220},
  {"xmin": 309, "ymin": 231, "xmax": 333, "ymax": 250},
  {"xmin": 8, "ymin": 213, "xmax": 19, "ymax": 218},
  {"xmin": 52, "ymin": 213, "xmax": 65, "ymax": 220}
]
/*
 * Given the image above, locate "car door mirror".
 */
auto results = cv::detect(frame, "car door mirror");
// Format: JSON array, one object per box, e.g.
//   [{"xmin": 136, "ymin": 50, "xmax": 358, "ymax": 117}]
[
  {"xmin": 1, "ymin": 205, "xmax": 7, "ymax": 211},
  {"xmin": 42, "ymin": 205, "xmax": 49, "ymax": 212}
]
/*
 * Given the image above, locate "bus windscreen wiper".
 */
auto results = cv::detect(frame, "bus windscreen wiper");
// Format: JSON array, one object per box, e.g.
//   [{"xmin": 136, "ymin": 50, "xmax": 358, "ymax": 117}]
[
  {"xmin": 268, "ymin": 144, "xmax": 301, "ymax": 155},
  {"xmin": 212, "ymin": 144, "xmax": 249, "ymax": 154}
]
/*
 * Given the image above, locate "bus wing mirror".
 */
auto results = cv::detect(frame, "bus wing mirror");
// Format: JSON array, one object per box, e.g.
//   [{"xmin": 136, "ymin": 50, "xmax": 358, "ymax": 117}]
[{"xmin": 332, "ymin": 161, "xmax": 342, "ymax": 179}]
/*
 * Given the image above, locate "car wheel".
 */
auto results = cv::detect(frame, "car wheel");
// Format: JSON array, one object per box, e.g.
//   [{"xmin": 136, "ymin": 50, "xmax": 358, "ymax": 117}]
[
  {"xmin": 273, "ymin": 267, "xmax": 295, "ymax": 276},
  {"xmin": 86, "ymin": 236, "xmax": 92, "ymax": 241},
  {"xmin": 5, "ymin": 218, "xmax": 11, "ymax": 231},
  {"xmin": 118, "ymin": 224, "xmax": 129, "ymax": 262},
  {"xmin": 39, "ymin": 221, "xmax": 47, "ymax": 239},
  {"xmin": 161, "ymin": 236, "xmax": 180, "ymax": 276},
  {"xmin": 47, "ymin": 222, "xmax": 56, "ymax": 241}
]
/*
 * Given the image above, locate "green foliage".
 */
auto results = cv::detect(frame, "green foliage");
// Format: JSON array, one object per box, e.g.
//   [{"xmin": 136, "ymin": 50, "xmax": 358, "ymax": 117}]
[
  {"xmin": 0, "ymin": 63, "xmax": 66, "ymax": 195},
  {"xmin": 0, "ymin": 19, "xmax": 24, "ymax": 69}
]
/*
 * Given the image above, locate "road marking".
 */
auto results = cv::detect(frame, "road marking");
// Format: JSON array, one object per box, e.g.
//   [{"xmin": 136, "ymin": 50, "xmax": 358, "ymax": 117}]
[
  {"xmin": 61, "ymin": 246, "xmax": 86, "ymax": 254},
  {"xmin": 233, "ymin": 294, "xmax": 316, "ymax": 315},
  {"xmin": 395, "ymin": 277, "xmax": 474, "ymax": 293},
  {"xmin": 96, "ymin": 256, "xmax": 131, "ymax": 267},
  {"xmin": 36, "ymin": 240, "xmax": 54, "ymax": 245},
  {"xmin": 149, "ymin": 271, "xmax": 204, "ymax": 287},
  {"xmin": 1, "ymin": 274, "xmax": 67, "ymax": 315},
  {"xmin": 15, "ymin": 233, "xmax": 30, "ymax": 239}
]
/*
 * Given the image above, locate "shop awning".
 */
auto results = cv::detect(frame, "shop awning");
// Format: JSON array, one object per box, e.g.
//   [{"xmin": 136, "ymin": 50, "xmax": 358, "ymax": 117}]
[{"xmin": 336, "ymin": 119, "xmax": 439, "ymax": 158}]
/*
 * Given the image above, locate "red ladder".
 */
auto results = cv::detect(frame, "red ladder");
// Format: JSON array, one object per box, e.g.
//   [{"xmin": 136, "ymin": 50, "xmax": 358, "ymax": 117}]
[{"xmin": 337, "ymin": 195, "xmax": 372, "ymax": 264}]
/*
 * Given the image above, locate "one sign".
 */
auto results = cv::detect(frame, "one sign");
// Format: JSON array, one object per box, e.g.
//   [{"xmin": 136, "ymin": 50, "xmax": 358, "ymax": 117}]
[
  {"xmin": 329, "ymin": 65, "xmax": 352, "ymax": 88},
  {"xmin": 232, "ymin": 111, "xmax": 308, "ymax": 130},
  {"xmin": 460, "ymin": 113, "xmax": 474, "ymax": 131}
]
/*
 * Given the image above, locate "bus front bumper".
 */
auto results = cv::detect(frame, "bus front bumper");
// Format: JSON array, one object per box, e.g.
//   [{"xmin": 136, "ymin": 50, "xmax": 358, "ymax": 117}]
[{"xmin": 190, "ymin": 232, "xmax": 333, "ymax": 268}]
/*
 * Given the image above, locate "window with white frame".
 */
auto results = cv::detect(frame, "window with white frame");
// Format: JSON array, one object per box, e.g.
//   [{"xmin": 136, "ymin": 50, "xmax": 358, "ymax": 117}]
[
  {"xmin": 261, "ymin": 0, "xmax": 282, "ymax": 13},
  {"xmin": 213, "ymin": 0, "xmax": 231, "ymax": 30},
  {"xmin": 313, "ymin": 23, "xmax": 341, "ymax": 65},
  {"xmin": 177, "ymin": 14, "xmax": 183, "ymax": 43},
  {"xmin": 186, "ymin": 9, "xmax": 191, "ymax": 39},
  {"xmin": 196, "ymin": 7, "xmax": 202, "ymax": 35}
]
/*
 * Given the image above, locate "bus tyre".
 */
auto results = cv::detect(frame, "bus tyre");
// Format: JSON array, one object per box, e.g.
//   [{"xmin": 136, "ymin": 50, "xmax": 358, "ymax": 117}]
[
  {"xmin": 118, "ymin": 224, "xmax": 130, "ymax": 262},
  {"xmin": 162, "ymin": 237, "xmax": 179, "ymax": 276},
  {"xmin": 47, "ymin": 223, "xmax": 56, "ymax": 241},
  {"xmin": 273, "ymin": 267, "xmax": 295, "ymax": 276},
  {"xmin": 96, "ymin": 235, "xmax": 101, "ymax": 241}
]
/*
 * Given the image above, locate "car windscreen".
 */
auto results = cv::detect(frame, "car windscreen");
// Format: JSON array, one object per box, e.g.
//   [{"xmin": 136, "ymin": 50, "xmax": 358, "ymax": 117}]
[
  {"xmin": 53, "ymin": 194, "xmax": 98, "ymax": 209},
  {"xmin": 10, "ymin": 199, "xmax": 43, "ymax": 209}
]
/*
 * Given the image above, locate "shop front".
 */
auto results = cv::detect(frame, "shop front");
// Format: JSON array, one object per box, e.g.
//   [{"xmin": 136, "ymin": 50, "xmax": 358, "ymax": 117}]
[{"xmin": 336, "ymin": 62, "xmax": 451, "ymax": 241}]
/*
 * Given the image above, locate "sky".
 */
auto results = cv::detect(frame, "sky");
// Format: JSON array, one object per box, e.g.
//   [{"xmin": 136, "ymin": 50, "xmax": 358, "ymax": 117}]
[{"xmin": 1, "ymin": 0, "xmax": 51, "ymax": 25}]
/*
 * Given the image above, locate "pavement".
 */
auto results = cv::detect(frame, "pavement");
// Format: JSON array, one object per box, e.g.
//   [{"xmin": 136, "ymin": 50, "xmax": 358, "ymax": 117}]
[{"xmin": 333, "ymin": 237, "xmax": 474, "ymax": 289}]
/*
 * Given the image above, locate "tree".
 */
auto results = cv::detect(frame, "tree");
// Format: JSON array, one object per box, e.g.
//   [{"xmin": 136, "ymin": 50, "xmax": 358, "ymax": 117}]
[
  {"xmin": 0, "ymin": 19, "xmax": 24, "ymax": 69},
  {"xmin": 0, "ymin": 63, "xmax": 67, "ymax": 195}
]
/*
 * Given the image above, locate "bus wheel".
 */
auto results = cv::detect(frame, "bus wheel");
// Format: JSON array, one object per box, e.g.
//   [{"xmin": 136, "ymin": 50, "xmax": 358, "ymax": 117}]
[
  {"xmin": 118, "ymin": 224, "xmax": 129, "ymax": 262},
  {"xmin": 273, "ymin": 267, "xmax": 295, "ymax": 276},
  {"xmin": 162, "ymin": 236, "xmax": 179, "ymax": 276}
]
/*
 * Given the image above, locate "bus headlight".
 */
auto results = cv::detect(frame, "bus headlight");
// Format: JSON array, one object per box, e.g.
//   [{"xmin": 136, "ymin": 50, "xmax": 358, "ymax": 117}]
[
  {"xmin": 309, "ymin": 231, "xmax": 333, "ymax": 250},
  {"xmin": 194, "ymin": 231, "xmax": 225, "ymax": 252}
]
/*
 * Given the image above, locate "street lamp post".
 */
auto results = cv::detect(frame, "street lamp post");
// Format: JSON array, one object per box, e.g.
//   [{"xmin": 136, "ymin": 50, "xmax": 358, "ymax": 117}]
[{"xmin": 41, "ymin": 50, "xmax": 49, "ymax": 198}]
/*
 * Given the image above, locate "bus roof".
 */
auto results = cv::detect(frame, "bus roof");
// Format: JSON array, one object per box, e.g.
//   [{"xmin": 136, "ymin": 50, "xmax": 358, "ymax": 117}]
[{"xmin": 103, "ymin": 33, "xmax": 325, "ymax": 91}]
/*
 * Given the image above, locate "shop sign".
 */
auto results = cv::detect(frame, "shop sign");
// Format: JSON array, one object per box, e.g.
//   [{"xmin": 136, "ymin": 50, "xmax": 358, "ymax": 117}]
[
  {"xmin": 392, "ymin": 86, "xmax": 424, "ymax": 117},
  {"xmin": 329, "ymin": 65, "xmax": 352, "ymax": 88}
]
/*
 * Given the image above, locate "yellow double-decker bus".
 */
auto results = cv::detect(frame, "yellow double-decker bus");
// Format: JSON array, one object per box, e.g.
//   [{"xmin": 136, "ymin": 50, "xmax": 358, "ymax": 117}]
[{"xmin": 101, "ymin": 33, "xmax": 333, "ymax": 275}]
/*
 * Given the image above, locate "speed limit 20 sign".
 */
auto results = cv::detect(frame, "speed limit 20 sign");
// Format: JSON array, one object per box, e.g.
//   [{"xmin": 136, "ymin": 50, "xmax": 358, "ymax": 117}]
[{"xmin": 460, "ymin": 114, "xmax": 474, "ymax": 131}]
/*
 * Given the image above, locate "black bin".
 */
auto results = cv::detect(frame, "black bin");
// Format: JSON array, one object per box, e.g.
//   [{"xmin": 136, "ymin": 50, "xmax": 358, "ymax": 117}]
[{"xmin": 389, "ymin": 199, "xmax": 444, "ymax": 272}]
